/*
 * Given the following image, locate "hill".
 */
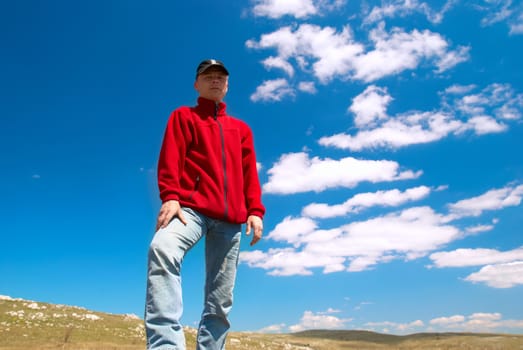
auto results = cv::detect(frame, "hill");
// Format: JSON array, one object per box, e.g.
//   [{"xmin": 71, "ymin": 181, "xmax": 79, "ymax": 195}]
[
  {"xmin": 1, "ymin": 295, "xmax": 522, "ymax": 349},
  {"xmin": 0, "ymin": 295, "xmax": 144, "ymax": 349}
]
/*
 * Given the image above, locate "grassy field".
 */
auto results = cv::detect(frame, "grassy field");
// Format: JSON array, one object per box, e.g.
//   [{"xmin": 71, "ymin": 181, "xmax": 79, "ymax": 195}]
[
  {"xmin": 0, "ymin": 295, "xmax": 145, "ymax": 349},
  {"xmin": 1, "ymin": 296, "xmax": 522, "ymax": 349}
]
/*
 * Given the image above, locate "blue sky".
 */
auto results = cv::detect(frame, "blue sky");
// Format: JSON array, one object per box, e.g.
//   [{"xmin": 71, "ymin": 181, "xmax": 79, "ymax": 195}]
[{"xmin": 1, "ymin": 0, "xmax": 523, "ymax": 335}]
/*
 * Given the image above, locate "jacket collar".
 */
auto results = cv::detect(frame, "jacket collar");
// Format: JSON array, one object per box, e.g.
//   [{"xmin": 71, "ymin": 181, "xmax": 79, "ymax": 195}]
[{"xmin": 196, "ymin": 97, "xmax": 227, "ymax": 117}]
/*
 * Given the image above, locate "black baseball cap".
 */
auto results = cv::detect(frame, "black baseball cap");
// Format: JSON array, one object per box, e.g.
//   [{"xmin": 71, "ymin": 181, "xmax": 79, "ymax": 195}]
[{"xmin": 196, "ymin": 59, "xmax": 229, "ymax": 78}]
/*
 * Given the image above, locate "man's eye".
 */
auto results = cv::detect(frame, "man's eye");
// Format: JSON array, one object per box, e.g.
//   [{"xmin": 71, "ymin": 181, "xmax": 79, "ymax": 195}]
[{"xmin": 204, "ymin": 75, "xmax": 225, "ymax": 81}]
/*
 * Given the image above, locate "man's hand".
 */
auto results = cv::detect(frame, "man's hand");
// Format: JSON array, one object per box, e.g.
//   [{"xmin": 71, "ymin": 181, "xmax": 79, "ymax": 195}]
[
  {"xmin": 156, "ymin": 200, "xmax": 187, "ymax": 231},
  {"xmin": 245, "ymin": 215, "xmax": 263, "ymax": 246}
]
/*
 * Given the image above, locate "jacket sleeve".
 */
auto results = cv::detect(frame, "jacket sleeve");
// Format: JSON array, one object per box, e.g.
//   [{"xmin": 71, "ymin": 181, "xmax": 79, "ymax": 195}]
[
  {"xmin": 157, "ymin": 109, "xmax": 192, "ymax": 203},
  {"xmin": 241, "ymin": 125, "xmax": 266, "ymax": 219}
]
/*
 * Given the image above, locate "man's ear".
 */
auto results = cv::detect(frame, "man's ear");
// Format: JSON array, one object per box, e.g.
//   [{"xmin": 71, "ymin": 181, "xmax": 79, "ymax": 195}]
[{"xmin": 194, "ymin": 80, "xmax": 199, "ymax": 92}]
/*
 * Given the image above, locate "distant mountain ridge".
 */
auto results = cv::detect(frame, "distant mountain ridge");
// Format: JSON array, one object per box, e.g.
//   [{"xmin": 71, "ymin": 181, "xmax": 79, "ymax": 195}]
[{"xmin": 292, "ymin": 329, "xmax": 508, "ymax": 344}]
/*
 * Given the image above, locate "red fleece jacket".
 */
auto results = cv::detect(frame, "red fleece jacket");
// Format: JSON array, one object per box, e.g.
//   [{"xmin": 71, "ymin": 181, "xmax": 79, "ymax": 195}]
[{"xmin": 157, "ymin": 97, "xmax": 265, "ymax": 224}]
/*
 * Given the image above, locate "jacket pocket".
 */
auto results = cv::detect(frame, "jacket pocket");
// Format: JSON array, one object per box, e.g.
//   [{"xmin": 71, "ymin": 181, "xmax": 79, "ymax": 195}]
[{"xmin": 188, "ymin": 175, "xmax": 200, "ymax": 200}]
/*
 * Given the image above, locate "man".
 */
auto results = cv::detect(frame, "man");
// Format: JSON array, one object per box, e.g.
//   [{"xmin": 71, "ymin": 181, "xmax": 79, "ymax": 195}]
[{"xmin": 144, "ymin": 59, "xmax": 265, "ymax": 350}]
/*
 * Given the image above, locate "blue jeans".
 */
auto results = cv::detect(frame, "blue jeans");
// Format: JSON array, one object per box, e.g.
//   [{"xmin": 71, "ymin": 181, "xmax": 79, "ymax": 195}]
[{"xmin": 145, "ymin": 207, "xmax": 242, "ymax": 350}]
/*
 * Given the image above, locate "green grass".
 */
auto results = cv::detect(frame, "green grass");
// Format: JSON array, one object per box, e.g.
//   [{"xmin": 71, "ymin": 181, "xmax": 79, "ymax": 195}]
[{"xmin": 0, "ymin": 296, "xmax": 145, "ymax": 349}]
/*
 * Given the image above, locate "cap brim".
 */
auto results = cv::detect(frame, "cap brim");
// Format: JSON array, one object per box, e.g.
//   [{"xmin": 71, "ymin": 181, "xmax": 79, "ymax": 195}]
[{"xmin": 197, "ymin": 64, "xmax": 229, "ymax": 76}]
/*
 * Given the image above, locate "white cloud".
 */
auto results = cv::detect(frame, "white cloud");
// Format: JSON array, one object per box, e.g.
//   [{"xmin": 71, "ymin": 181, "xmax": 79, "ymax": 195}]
[
  {"xmin": 356, "ymin": 0, "xmax": 523, "ymax": 34},
  {"xmin": 421, "ymin": 185, "xmax": 523, "ymax": 288},
  {"xmin": 263, "ymin": 152, "xmax": 421, "ymax": 194},
  {"xmin": 363, "ymin": 0, "xmax": 457, "ymax": 25},
  {"xmin": 302, "ymin": 186, "xmax": 431, "ymax": 218},
  {"xmin": 497, "ymin": 102, "xmax": 523, "ymax": 120},
  {"xmin": 246, "ymin": 22, "xmax": 467, "ymax": 88},
  {"xmin": 245, "ymin": 182, "xmax": 523, "ymax": 277},
  {"xmin": 469, "ymin": 313, "xmax": 503, "ymax": 322},
  {"xmin": 314, "ymin": 207, "xmax": 460, "ymax": 271},
  {"xmin": 353, "ymin": 22, "xmax": 469, "ymax": 82},
  {"xmin": 365, "ymin": 313, "xmax": 523, "ymax": 334},
  {"xmin": 479, "ymin": 0, "xmax": 513, "ymax": 26},
  {"xmin": 365, "ymin": 319, "xmax": 425, "ymax": 333},
  {"xmin": 246, "ymin": 24, "xmax": 362, "ymax": 84},
  {"xmin": 435, "ymin": 45, "xmax": 471, "ymax": 72},
  {"xmin": 250, "ymin": 78, "xmax": 295, "ymax": 102},
  {"xmin": 349, "ymin": 85, "xmax": 392, "ymax": 128},
  {"xmin": 241, "ymin": 247, "xmax": 346, "ymax": 276},
  {"xmin": 430, "ymin": 315, "xmax": 466, "ymax": 325},
  {"xmin": 454, "ymin": 84, "xmax": 523, "ymax": 119},
  {"xmin": 241, "ymin": 206, "xmax": 461, "ymax": 275},
  {"xmin": 266, "ymin": 308, "xmax": 523, "ymax": 334},
  {"xmin": 289, "ymin": 310, "xmax": 351, "ymax": 332},
  {"xmin": 321, "ymin": 308, "xmax": 341, "ymax": 314},
  {"xmin": 429, "ymin": 246, "xmax": 523, "ymax": 288},
  {"xmin": 297, "ymin": 81, "xmax": 317, "ymax": 94},
  {"xmin": 464, "ymin": 115, "xmax": 507, "ymax": 135},
  {"xmin": 429, "ymin": 312, "xmax": 523, "ymax": 332},
  {"xmin": 262, "ymin": 56, "xmax": 295, "ymax": 76},
  {"xmin": 465, "ymin": 224, "xmax": 494, "ymax": 233},
  {"xmin": 258, "ymin": 323, "xmax": 287, "ymax": 333},
  {"xmin": 444, "ymin": 84, "xmax": 476, "ymax": 95},
  {"xmin": 266, "ymin": 216, "xmax": 318, "ymax": 246},
  {"xmin": 319, "ymin": 83, "xmax": 522, "ymax": 151},
  {"xmin": 319, "ymin": 110, "xmax": 459, "ymax": 151},
  {"xmin": 429, "ymin": 247, "xmax": 523, "ymax": 268},
  {"xmin": 465, "ymin": 261, "xmax": 523, "ymax": 288},
  {"xmin": 360, "ymin": 0, "xmax": 522, "ymax": 36},
  {"xmin": 251, "ymin": 0, "xmax": 346, "ymax": 19},
  {"xmin": 509, "ymin": 10, "xmax": 523, "ymax": 34},
  {"xmin": 447, "ymin": 184, "xmax": 523, "ymax": 218},
  {"xmin": 252, "ymin": 0, "xmax": 317, "ymax": 19},
  {"xmin": 474, "ymin": 0, "xmax": 523, "ymax": 35}
]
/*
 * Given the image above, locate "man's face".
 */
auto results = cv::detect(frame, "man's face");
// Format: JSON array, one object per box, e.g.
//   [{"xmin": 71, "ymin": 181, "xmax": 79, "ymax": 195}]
[{"xmin": 194, "ymin": 68, "xmax": 229, "ymax": 102}]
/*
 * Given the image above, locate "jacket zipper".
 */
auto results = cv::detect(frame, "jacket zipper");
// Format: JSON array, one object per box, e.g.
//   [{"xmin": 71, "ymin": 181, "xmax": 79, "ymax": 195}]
[{"xmin": 214, "ymin": 103, "xmax": 229, "ymax": 220}]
